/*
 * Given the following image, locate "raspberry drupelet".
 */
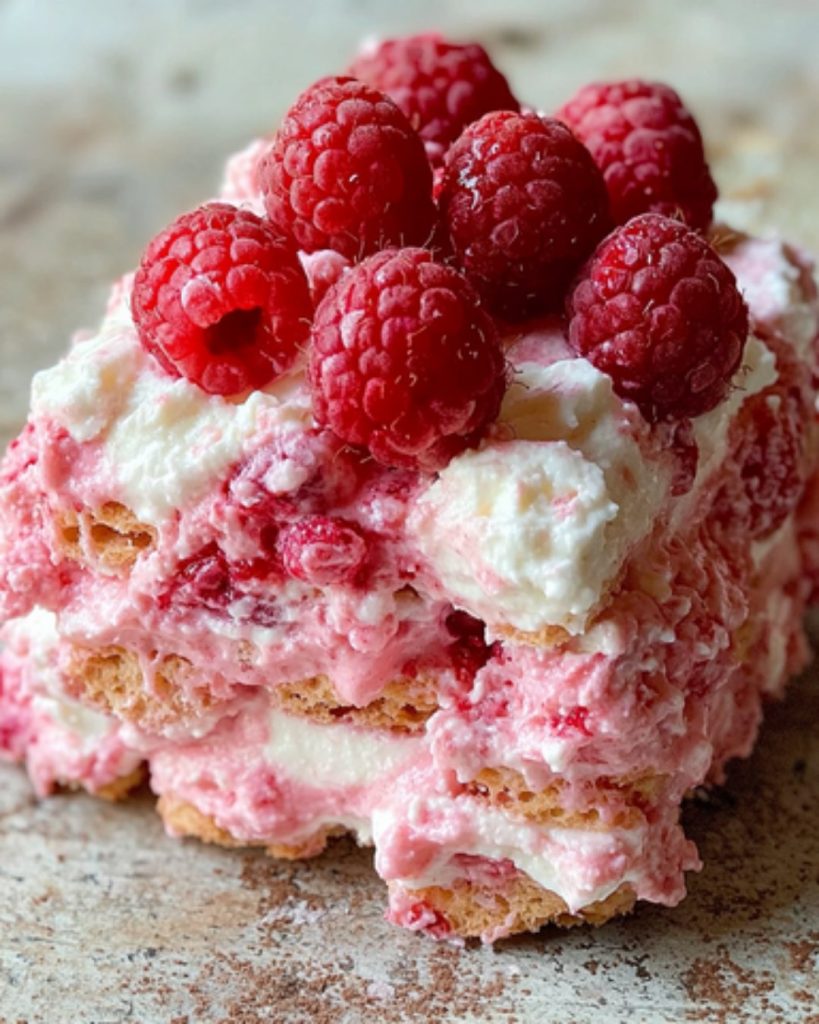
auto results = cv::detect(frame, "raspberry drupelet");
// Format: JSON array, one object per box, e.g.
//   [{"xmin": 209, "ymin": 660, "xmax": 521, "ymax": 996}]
[
  {"xmin": 557, "ymin": 79, "xmax": 717, "ymax": 231},
  {"xmin": 348, "ymin": 33, "xmax": 520, "ymax": 167},
  {"xmin": 258, "ymin": 76, "xmax": 437, "ymax": 261},
  {"xmin": 566, "ymin": 213, "xmax": 748, "ymax": 422},
  {"xmin": 131, "ymin": 202, "xmax": 312, "ymax": 395},
  {"xmin": 438, "ymin": 111, "xmax": 610, "ymax": 319},
  {"xmin": 308, "ymin": 247, "xmax": 506, "ymax": 471}
]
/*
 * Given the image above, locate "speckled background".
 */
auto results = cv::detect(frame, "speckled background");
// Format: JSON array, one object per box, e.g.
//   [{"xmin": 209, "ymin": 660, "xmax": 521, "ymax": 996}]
[{"xmin": 0, "ymin": 2, "xmax": 817, "ymax": 1021}]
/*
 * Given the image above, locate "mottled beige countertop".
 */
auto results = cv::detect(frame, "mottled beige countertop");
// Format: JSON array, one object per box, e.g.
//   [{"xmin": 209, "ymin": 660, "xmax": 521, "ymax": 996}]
[{"xmin": 1, "ymin": 2, "xmax": 818, "ymax": 1021}]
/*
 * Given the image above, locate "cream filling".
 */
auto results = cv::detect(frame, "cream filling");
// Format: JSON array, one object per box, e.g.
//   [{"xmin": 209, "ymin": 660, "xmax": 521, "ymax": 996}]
[
  {"xmin": 670, "ymin": 335, "xmax": 778, "ymax": 533},
  {"xmin": 373, "ymin": 798, "xmax": 647, "ymax": 912},
  {"xmin": 410, "ymin": 358, "xmax": 669, "ymax": 635},
  {"xmin": 263, "ymin": 709, "xmax": 422, "ymax": 789}
]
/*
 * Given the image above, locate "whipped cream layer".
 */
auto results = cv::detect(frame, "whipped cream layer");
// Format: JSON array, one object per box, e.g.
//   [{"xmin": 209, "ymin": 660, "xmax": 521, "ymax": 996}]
[
  {"xmin": 410, "ymin": 355, "xmax": 671, "ymax": 634},
  {"xmin": 147, "ymin": 696, "xmax": 694, "ymax": 921}
]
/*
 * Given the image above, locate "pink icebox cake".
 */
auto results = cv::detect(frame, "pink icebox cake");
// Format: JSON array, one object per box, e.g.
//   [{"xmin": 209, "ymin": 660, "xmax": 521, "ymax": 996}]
[{"xmin": 1, "ymin": 34, "xmax": 818, "ymax": 942}]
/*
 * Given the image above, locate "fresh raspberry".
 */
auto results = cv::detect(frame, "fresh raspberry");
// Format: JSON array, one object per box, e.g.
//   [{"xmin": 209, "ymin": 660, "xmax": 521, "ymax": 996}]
[
  {"xmin": 557, "ymin": 80, "xmax": 717, "ymax": 230},
  {"xmin": 258, "ymin": 76, "xmax": 436, "ymax": 260},
  {"xmin": 567, "ymin": 214, "xmax": 748, "ymax": 421},
  {"xmin": 348, "ymin": 33, "xmax": 520, "ymax": 167},
  {"xmin": 309, "ymin": 247, "xmax": 506, "ymax": 471},
  {"xmin": 713, "ymin": 340, "xmax": 809, "ymax": 539},
  {"xmin": 438, "ymin": 111, "xmax": 610, "ymax": 319},
  {"xmin": 131, "ymin": 202, "xmax": 311, "ymax": 395},
  {"xmin": 279, "ymin": 515, "xmax": 367, "ymax": 585},
  {"xmin": 550, "ymin": 706, "xmax": 592, "ymax": 738}
]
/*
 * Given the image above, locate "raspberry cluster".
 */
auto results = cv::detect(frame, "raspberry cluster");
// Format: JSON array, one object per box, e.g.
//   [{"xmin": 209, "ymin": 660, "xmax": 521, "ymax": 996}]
[{"xmin": 131, "ymin": 33, "xmax": 745, "ymax": 475}]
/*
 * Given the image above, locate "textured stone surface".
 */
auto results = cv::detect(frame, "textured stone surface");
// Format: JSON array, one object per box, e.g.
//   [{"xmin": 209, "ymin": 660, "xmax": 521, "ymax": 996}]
[{"xmin": 0, "ymin": 1, "xmax": 818, "ymax": 1021}]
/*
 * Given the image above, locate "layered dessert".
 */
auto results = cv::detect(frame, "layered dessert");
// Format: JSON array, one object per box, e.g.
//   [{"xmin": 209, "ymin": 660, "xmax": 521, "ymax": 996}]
[{"xmin": 1, "ymin": 34, "xmax": 817, "ymax": 942}]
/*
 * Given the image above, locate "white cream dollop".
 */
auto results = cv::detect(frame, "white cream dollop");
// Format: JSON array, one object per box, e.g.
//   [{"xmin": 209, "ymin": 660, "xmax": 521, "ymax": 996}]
[
  {"xmin": 411, "ymin": 359, "xmax": 670, "ymax": 635},
  {"xmin": 721, "ymin": 235, "xmax": 819, "ymax": 356}
]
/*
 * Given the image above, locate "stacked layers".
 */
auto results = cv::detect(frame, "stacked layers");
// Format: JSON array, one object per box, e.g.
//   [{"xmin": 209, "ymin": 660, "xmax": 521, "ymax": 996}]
[
  {"xmin": 1, "ymin": 174, "xmax": 817, "ymax": 938},
  {"xmin": 2, "ymin": 34, "xmax": 819, "ymax": 940}
]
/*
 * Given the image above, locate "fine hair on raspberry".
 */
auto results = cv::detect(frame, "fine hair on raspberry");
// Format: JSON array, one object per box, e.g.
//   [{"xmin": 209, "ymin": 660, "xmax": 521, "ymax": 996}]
[
  {"xmin": 308, "ymin": 247, "xmax": 507, "ymax": 471},
  {"xmin": 258, "ymin": 76, "xmax": 437, "ymax": 261},
  {"xmin": 131, "ymin": 202, "xmax": 312, "ymax": 395}
]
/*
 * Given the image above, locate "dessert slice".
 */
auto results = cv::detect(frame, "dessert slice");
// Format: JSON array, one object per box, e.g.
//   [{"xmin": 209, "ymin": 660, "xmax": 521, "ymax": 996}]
[{"xmin": 1, "ymin": 38, "xmax": 818, "ymax": 942}]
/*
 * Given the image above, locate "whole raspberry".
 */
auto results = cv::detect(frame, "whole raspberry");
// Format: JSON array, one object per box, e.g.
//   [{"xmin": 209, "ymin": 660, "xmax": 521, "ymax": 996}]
[
  {"xmin": 567, "ymin": 214, "xmax": 748, "ymax": 421},
  {"xmin": 348, "ymin": 33, "xmax": 520, "ymax": 167},
  {"xmin": 258, "ymin": 76, "xmax": 436, "ymax": 260},
  {"xmin": 713, "ymin": 339, "xmax": 809, "ymax": 539},
  {"xmin": 557, "ymin": 80, "xmax": 717, "ymax": 230},
  {"xmin": 438, "ymin": 111, "xmax": 610, "ymax": 319},
  {"xmin": 309, "ymin": 247, "xmax": 506, "ymax": 471},
  {"xmin": 279, "ymin": 515, "xmax": 367, "ymax": 585},
  {"xmin": 131, "ymin": 202, "xmax": 311, "ymax": 395}
]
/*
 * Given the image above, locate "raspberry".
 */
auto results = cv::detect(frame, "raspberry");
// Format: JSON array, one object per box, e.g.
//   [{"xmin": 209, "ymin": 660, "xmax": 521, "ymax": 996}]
[
  {"xmin": 279, "ymin": 515, "xmax": 367, "ymax": 585},
  {"xmin": 438, "ymin": 111, "xmax": 610, "ymax": 319},
  {"xmin": 308, "ymin": 247, "xmax": 506, "ymax": 471},
  {"xmin": 713, "ymin": 341, "xmax": 809, "ymax": 539},
  {"xmin": 445, "ymin": 610, "xmax": 494, "ymax": 685},
  {"xmin": 348, "ymin": 33, "xmax": 520, "ymax": 167},
  {"xmin": 567, "ymin": 214, "xmax": 748, "ymax": 421},
  {"xmin": 557, "ymin": 80, "xmax": 717, "ymax": 230},
  {"xmin": 131, "ymin": 202, "xmax": 311, "ymax": 395},
  {"xmin": 258, "ymin": 76, "xmax": 436, "ymax": 260},
  {"xmin": 161, "ymin": 544, "xmax": 234, "ymax": 613}
]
